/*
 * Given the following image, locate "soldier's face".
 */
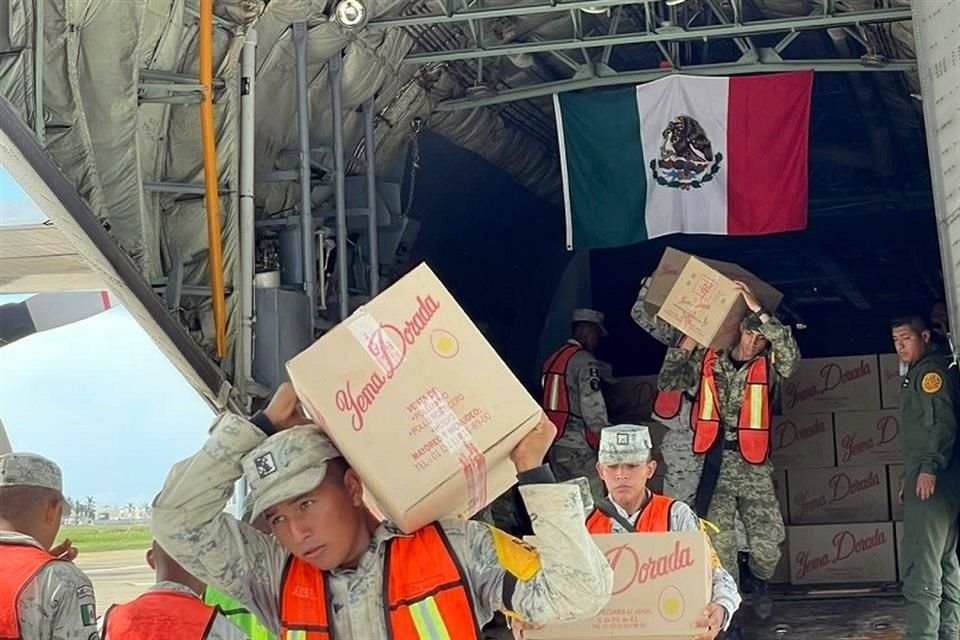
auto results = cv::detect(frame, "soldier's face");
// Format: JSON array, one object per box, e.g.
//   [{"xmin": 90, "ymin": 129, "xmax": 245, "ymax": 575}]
[
  {"xmin": 737, "ymin": 328, "xmax": 768, "ymax": 360},
  {"xmin": 892, "ymin": 324, "xmax": 930, "ymax": 365},
  {"xmin": 265, "ymin": 473, "xmax": 367, "ymax": 570},
  {"xmin": 597, "ymin": 461, "xmax": 656, "ymax": 509}
]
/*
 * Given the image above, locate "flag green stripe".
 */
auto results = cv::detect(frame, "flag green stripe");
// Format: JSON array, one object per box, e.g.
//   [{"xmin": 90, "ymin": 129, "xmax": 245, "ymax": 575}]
[{"xmin": 556, "ymin": 87, "xmax": 648, "ymax": 250}]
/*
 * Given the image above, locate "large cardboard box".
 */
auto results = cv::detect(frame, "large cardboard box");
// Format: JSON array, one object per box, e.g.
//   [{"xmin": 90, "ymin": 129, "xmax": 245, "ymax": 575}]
[
  {"xmin": 788, "ymin": 523, "xmax": 898, "ymax": 584},
  {"xmin": 770, "ymin": 413, "xmax": 836, "ymax": 469},
  {"xmin": 527, "ymin": 532, "xmax": 713, "ymax": 640},
  {"xmin": 606, "ymin": 375, "xmax": 660, "ymax": 423},
  {"xmin": 895, "ymin": 521, "xmax": 905, "ymax": 580},
  {"xmin": 879, "ymin": 353, "xmax": 904, "ymax": 409},
  {"xmin": 645, "ymin": 248, "xmax": 782, "ymax": 350},
  {"xmin": 834, "ymin": 410, "xmax": 903, "ymax": 466},
  {"xmin": 286, "ymin": 263, "xmax": 541, "ymax": 533},
  {"xmin": 780, "ymin": 355, "xmax": 882, "ymax": 414},
  {"xmin": 787, "ymin": 465, "xmax": 890, "ymax": 524},
  {"xmin": 889, "ymin": 465, "xmax": 904, "ymax": 521}
]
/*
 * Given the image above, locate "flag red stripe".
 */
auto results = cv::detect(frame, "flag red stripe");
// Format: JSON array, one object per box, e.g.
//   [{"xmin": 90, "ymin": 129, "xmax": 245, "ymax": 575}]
[
  {"xmin": 100, "ymin": 290, "xmax": 111, "ymax": 310},
  {"xmin": 726, "ymin": 71, "xmax": 813, "ymax": 235}
]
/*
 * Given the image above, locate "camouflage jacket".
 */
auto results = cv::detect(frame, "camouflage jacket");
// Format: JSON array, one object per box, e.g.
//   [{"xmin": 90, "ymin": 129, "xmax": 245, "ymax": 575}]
[
  {"xmin": 151, "ymin": 413, "xmax": 614, "ymax": 638},
  {"xmin": 658, "ymin": 317, "xmax": 801, "ymax": 439},
  {"xmin": 0, "ymin": 531, "xmax": 100, "ymax": 640}
]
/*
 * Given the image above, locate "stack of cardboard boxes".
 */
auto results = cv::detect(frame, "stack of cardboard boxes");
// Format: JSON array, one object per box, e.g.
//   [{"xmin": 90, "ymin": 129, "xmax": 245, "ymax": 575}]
[{"xmin": 769, "ymin": 353, "xmax": 905, "ymax": 586}]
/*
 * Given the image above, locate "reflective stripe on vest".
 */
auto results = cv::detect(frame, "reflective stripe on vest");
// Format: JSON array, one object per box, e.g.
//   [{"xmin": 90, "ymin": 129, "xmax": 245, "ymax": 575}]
[
  {"xmin": 585, "ymin": 494, "xmax": 675, "ymax": 533},
  {"xmin": 102, "ymin": 590, "xmax": 218, "ymax": 640},
  {"xmin": 279, "ymin": 523, "xmax": 480, "ymax": 640},
  {"xmin": 692, "ymin": 350, "xmax": 772, "ymax": 464},
  {"xmin": 0, "ymin": 543, "xmax": 55, "ymax": 640},
  {"xmin": 541, "ymin": 343, "xmax": 582, "ymax": 443}
]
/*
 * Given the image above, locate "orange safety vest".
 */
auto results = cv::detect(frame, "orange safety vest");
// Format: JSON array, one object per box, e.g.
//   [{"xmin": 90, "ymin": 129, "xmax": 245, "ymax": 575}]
[
  {"xmin": 585, "ymin": 494, "xmax": 675, "ymax": 534},
  {"xmin": 0, "ymin": 543, "xmax": 55, "ymax": 640},
  {"xmin": 102, "ymin": 589, "xmax": 219, "ymax": 639},
  {"xmin": 692, "ymin": 350, "xmax": 771, "ymax": 464},
  {"xmin": 279, "ymin": 523, "xmax": 481, "ymax": 640},
  {"xmin": 653, "ymin": 389, "xmax": 683, "ymax": 421},
  {"xmin": 541, "ymin": 343, "xmax": 601, "ymax": 450}
]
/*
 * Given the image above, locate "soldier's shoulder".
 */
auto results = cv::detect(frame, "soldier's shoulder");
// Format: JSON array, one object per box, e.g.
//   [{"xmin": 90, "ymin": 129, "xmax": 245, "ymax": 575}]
[
  {"xmin": 914, "ymin": 356, "xmax": 957, "ymax": 393},
  {"xmin": 37, "ymin": 559, "xmax": 94, "ymax": 585}
]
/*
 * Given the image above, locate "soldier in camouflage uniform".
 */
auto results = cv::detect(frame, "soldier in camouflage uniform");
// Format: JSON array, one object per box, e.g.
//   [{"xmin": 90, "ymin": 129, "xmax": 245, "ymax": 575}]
[
  {"xmin": 542, "ymin": 308, "xmax": 614, "ymax": 504},
  {"xmin": 631, "ymin": 279, "xmax": 702, "ymax": 504},
  {"xmin": 658, "ymin": 282, "xmax": 800, "ymax": 633},
  {"xmin": 152, "ymin": 384, "xmax": 614, "ymax": 638},
  {"xmin": 0, "ymin": 452, "xmax": 100, "ymax": 640},
  {"xmin": 632, "ymin": 280, "xmax": 753, "ymax": 554}
]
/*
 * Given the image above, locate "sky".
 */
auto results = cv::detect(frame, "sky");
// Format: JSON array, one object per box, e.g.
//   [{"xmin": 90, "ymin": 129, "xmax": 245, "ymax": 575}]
[{"xmin": 0, "ymin": 166, "xmax": 214, "ymax": 507}]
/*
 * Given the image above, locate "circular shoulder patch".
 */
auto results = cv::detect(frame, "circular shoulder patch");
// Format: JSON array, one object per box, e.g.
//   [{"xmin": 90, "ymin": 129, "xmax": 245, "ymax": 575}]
[{"xmin": 922, "ymin": 372, "xmax": 944, "ymax": 394}]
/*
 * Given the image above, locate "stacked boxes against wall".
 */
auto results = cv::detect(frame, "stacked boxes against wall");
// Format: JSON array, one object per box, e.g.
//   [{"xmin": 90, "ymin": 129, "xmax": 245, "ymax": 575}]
[{"xmin": 769, "ymin": 353, "xmax": 905, "ymax": 585}]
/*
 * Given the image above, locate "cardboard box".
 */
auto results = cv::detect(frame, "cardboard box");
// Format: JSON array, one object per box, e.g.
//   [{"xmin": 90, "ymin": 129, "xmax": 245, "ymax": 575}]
[
  {"xmin": 286, "ymin": 263, "xmax": 541, "ymax": 533},
  {"xmin": 834, "ymin": 410, "xmax": 903, "ymax": 466},
  {"xmin": 606, "ymin": 375, "xmax": 660, "ymax": 423},
  {"xmin": 527, "ymin": 532, "xmax": 713, "ymax": 640},
  {"xmin": 889, "ymin": 465, "xmax": 904, "ymax": 521},
  {"xmin": 645, "ymin": 248, "xmax": 782, "ymax": 350},
  {"xmin": 879, "ymin": 353, "xmax": 905, "ymax": 409},
  {"xmin": 770, "ymin": 413, "xmax": 836, "ymax": 469},
  {"xmin": 895, "ymin": 521, "xmax": 905, "ymax": 580},
  {"xmin": 780, "ymin": 355, "xmax": 882, "ymax": 414},
  {"xmin": 787, "ymin": 465, "xmax": 890, "ymax": 525},
  {"xmin": 788, "ymin": 523, "xmax": 897, "ymax": 584}
]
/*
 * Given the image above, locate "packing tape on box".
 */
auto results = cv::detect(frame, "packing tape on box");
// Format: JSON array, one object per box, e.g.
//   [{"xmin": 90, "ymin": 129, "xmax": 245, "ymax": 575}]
[{"xmin": 348, "ymin": 310, "xmax": 489, "ymax": 514}]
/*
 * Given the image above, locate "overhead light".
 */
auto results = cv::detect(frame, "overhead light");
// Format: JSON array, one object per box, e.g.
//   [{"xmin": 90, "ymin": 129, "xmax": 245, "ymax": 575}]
[
  {"xmin": 334, "ymin": 0, "xmax": 368, "ymax": 29},
  {"xmin": 665, "ymin": 0, "xmax": 687, "ymax": 6},
  {"xmin": 581, "ymin": 6, "xmax": 608, "ymax": 14}
]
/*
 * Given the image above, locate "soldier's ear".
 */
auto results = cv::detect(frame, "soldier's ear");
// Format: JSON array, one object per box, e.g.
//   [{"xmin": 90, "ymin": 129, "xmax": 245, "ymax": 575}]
[
  {"xmin": 647, "ymin": 460, "xmax": 658, "ymax": 478},
  {"xmin": 343, "ymin": 468, "xmax": 364, "ymax": 507}
]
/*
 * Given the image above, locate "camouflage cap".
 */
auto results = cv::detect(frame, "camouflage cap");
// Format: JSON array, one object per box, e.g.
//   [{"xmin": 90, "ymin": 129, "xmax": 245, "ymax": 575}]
[
  {"xmin": 0, "ymin": 452, "xmax": 71, "ymax": 515},
  {"xmin": 241, "ymin": 426, "xmax": 342, "ymax": 523},
  {"xmin": 572, "ymin": 308, "xmax": 608, "ymax": 336},
  {"xmin": 598, "ymin": 424, "xmax": 653, "ymax": 465}
]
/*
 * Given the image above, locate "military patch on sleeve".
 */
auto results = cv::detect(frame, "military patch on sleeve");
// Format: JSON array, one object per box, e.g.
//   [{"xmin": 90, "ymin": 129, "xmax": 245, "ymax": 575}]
[
  {"xmin": 590, "ymin": 378, "xmax": 601, "ymax": 391},
  {"xmin": 80, "ymin": 603, "xmax": 96, "ymax": 626},
  {"xmin": 76, "ymin": 585, "xmax": 94, "ymax": 600},
  {"xmin": 489, "ymin": 527, "xmax": 541, "ymax": 581},
  {"xmin": 922, "ymin": 372, "xmax": 944, "ymax": 394}
]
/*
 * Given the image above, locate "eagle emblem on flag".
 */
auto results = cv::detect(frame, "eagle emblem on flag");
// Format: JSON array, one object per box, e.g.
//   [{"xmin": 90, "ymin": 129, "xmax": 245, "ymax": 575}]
[{"xmin": 650, "ymin": 115, "xmax": 723, "ymax": 190}]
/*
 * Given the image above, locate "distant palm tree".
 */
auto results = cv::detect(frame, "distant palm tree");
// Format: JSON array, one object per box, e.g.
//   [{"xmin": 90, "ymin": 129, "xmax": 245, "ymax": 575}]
[{"xmin": 85, "ymin": 496, "xmax": 96, "ymax": 521}]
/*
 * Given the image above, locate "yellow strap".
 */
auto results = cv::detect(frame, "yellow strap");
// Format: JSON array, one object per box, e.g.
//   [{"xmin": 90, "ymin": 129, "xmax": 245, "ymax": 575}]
[
  {"xmin": 698, "ymin": 518, "xmax": 720, "ymax": 534},
  {"xmin": 409, "ymin": 596, "xmax": 451, "ymax": 640}
]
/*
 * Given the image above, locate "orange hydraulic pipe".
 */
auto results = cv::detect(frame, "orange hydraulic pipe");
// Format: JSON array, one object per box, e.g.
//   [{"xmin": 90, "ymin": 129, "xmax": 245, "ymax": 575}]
[{"xmin": 199, "ymin": 0, "xmax": 227, "ymax": 357}]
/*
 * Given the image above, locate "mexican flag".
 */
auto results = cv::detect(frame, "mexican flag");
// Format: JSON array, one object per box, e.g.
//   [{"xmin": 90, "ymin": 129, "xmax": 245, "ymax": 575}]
[{"xmin": 554, "ymin": 71, "xmax": 813, "ymax": 250}]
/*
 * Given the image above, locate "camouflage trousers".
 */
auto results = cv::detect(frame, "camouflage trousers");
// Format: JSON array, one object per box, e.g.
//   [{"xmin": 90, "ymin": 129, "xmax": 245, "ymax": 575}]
[
  {"xmin": 549, "ymin": 444, "xmax": 605, "ymax": 506},
  {"xmin": 705, "ymin": 450, "xmax": 785, "ymax": 586},
  {"xmin": 661, "ymin": 433, "xmax": 750, "ymax": 553}
]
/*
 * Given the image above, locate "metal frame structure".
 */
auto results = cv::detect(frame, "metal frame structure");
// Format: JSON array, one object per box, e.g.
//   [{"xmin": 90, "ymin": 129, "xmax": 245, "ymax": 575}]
[{"xmin": 372, "ymin": 3, "xmax": 915, "ymax": 110}]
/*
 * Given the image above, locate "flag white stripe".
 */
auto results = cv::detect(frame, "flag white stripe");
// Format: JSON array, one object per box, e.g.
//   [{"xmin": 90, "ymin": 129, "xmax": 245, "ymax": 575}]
[
  {"xmin": 636, "ymin": 75, "xmax": 730, "ymax": 238},
  {"xmin": 553, "ymin": 93, "xmax": 575, "ymax": 251}
]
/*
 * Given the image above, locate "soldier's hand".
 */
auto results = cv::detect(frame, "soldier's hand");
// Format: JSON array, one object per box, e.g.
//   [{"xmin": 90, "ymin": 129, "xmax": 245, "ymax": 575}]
[
  {"xmin": 49, "ymin": 539, "xmax": 79, "ymax": 562},
  {"xmin": 917, "ymin": 472, "xmax": 937, "ymax": 501},
  {"xmin": 679, "ymin": 335, "xmax": 699, "ymax": 352},
  {"xmin": 733, "ymin": 280, "xmax": 762, "ymax": 313},
  {"xmin": 509, "ymin": 618, "xmax": 544, "ymax": 639},
  {"xmin": 264, "ymin": 383, "xmax": 312, "ymax": 431},
  {"xmin": 691, "ymin": 603, "xmax": 726, "ymax": 640},
  {"xmin": 511, "ymin": 413, "xmax": 557, "ymax": 473}
]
